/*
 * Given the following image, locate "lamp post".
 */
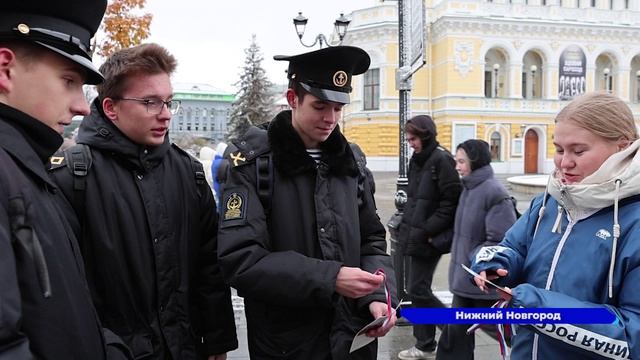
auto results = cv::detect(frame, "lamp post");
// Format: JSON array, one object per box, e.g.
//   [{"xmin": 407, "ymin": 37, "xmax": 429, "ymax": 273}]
[
  {"xmin": 292, "ymin": 12, "xmax": 351, "ymax": 48},
  {"xmin": 636, "ymin": 70, "xmax": 640, "ymax": 102},
  {"xmin": 530, "ymin": 65, "xmax": 537, "ymax": 98},
  {"xmin": 603, "ymin": 67, "xmax": 610, "ymax": 92},
  {"xmin": 493, "ymin": 63, "xmax": 500, "ymax": 98}
]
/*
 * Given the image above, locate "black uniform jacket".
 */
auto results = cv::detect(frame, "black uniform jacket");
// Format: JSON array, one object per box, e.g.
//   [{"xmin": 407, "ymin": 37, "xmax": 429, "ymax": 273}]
[
  {"xmin": 49, "ymin": 102, "xmax": 237, "ymax": 359},
  {"xmin": 399, "ymin": 140, "xmax": 462, "ymax": 256},
  {"xmin": 0, "ymin": 103, "xmax": 114, "ymax": 359},
  {"xmin": 218, "ymin": 111, "xmax": 397, "ymax": 360}
]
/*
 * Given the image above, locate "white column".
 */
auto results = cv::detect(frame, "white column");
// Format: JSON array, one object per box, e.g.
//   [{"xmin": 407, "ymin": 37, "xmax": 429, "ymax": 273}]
[
  {"xmin": 585, "ymin": 63, "xmax": 597, "ymax": 92},
  {"xmin": 510, "ymin": 62, "xmax": 524, "ymax": 98},
  {"xmin": 545, "ymin": 62, "xmax": 558, "ymax": 100},
  {"xmin": 617, "ymin": 66, "xmax": 631, "ymax": 101}
]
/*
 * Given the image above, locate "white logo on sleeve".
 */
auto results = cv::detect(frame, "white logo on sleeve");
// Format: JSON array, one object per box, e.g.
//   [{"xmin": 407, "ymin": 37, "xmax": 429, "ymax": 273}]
[
  {"xmin": 475, "ymin": 246, "xmax": 510, "ymax": 263},
  {"xmin": 595, "ymin": 229, "xmax": 611, "ymax": 240}
]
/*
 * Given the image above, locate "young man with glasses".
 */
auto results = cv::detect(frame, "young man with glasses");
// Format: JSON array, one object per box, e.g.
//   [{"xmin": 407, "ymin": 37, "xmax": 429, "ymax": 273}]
[{"xmin": 49, "ymin": 43, "xmax": 238, "ymax": 360}]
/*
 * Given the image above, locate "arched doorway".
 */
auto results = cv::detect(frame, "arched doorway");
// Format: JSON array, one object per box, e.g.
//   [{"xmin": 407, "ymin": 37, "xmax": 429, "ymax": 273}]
[
  {"xmin": 490, "ymin": 131, "xmax": 501, "ymax": 161},
  {"xmin": 524, "ymin": 129, "xmax": 539, "ymax": 174}
]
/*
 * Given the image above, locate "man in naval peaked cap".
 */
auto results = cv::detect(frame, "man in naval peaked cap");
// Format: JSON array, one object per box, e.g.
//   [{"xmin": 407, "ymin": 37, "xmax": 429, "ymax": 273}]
[
  {"xmin": 0, "ymin": 0, "xmax": 132, "ymax": 358},
  {"xmin": 217, "ymin": 45, "xmax": 398, "ymax": 359},
  {"xmin": 274, "ymin": 45, "xmax": 370, "ymax": 104},
  {"xmin": 0, "ymin": 0, "xmax": 106, "ymax": 84}
]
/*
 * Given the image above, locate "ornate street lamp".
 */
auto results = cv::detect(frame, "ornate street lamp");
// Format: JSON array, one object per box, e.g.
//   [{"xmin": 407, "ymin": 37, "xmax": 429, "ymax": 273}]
[
  {"xmin": 603, "ymin": 67, "xmax": 611, "ymax": 92},
  {"xmin": 292, "ymin": 12, "xmax": 351, "ymax": 48},
  {"xmin": 493, "ymin": 63, "xmax": 500, "ymax": 98},
  {"xmin": 635, "ymin": 70, "xmax": 640, "ymax": 102},
  {"xmin": 530, "ymin": 65, "xmax": 537, "ymax": 98}
]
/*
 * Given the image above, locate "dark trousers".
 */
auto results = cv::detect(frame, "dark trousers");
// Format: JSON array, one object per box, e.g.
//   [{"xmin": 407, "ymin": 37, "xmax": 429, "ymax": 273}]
[
  {"xmin": 407, "ymin": 254, "xmax": 445, "ymax": 352},
  {"xmin": 435, "ymin": 295, "xmax": 497, "ymax": 360}
]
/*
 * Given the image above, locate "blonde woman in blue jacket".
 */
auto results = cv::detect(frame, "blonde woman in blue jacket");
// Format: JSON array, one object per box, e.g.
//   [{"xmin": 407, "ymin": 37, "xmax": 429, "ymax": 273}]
[{"xmin": 471, "ymin": 92, "xmax": 640, "ymax": 359}]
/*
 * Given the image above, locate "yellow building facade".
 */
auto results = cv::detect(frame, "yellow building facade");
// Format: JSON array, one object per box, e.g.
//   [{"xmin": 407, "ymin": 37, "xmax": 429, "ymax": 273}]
[{"xmin": 341, "ymin": 0, "xmax": 640, "ymax": 173}]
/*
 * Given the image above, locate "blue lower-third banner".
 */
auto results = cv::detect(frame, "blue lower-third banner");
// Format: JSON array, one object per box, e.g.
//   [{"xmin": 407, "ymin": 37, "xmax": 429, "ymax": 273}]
[{"xmin": 401, "ymin": 308, "xmax": 617, "ymax": 324}]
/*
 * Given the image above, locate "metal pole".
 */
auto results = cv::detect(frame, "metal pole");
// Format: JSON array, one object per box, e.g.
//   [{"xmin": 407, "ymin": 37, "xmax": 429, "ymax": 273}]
[
  {"xmin": 388, "ymin": 0, "xmax": 412, "ymax": 303},
  {"xmin": 398, "ymin": 0, "xmax": 409, "ymax": 182},
  {"xmin": 396, "ymin": 0, "xmax": 412, "ymax": 201}
]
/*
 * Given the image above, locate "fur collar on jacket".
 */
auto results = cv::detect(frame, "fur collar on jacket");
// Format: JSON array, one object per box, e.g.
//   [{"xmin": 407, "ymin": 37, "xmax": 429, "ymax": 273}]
[{"xmin": 268, "ymin": 110, "xmax": 359, "ymax": 178}]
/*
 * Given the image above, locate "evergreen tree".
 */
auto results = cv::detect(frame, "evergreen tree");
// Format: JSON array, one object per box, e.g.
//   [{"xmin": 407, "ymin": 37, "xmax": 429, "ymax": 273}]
[{"xmin": 227, "ymin": 35, "xmax": 274, "ymax": 142}]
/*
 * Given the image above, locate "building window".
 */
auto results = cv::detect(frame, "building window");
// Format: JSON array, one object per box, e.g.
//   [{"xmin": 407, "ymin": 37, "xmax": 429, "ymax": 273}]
[
  {"xmin": 363, "ymin": 68, "xmax": 380, "ymax": 110},
  {"xmin": 453, "ymin": 124, "xmax": 476, "ymax": 149},
  {"xmin": 490, "ymin": 131, "xmax": 501, "ymax": 161},
  {"xmin": 484, "ymin": 71, "xmax": 492, "ymax": 98}
]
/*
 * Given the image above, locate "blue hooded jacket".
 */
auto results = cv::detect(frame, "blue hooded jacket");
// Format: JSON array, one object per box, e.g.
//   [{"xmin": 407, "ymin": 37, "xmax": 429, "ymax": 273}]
[{"xmin": 471, "ymin": 140, "xmax": 640, "ymax": 360}]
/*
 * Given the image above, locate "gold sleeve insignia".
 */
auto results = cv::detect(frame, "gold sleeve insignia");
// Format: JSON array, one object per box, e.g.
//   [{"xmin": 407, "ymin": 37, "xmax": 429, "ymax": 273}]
[{"xmin": 224, "ymin": 192, "xmax": 244, "ymax": 220}]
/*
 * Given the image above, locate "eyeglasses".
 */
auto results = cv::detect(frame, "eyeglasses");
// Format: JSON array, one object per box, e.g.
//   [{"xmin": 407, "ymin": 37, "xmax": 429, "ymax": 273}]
[{"xmin": 115, "ymin": 97, "xmax": 181, "ymax": 115}]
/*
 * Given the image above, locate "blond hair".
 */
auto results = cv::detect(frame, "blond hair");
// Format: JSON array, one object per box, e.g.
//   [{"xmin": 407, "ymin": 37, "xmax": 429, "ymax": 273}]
[{"xmin": 555, "ymin": 91, "xmax": 638, "ymax": 142}]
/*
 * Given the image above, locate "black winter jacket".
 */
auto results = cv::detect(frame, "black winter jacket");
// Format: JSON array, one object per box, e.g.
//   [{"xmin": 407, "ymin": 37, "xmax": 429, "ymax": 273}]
[
  {"xmin": 49, "ymin": 101, "xmax": 237, "ymax": 359},
  {"xmin": 217, "ymin": 111, "xmax": 397, "ymax": 360},
  {"xmin": 399, "ymin": 141, "xmax": 462, "ymax": 257},
  {"xmin": 0, "ymin": 103, "xmax": 122, "ymax": 359}
]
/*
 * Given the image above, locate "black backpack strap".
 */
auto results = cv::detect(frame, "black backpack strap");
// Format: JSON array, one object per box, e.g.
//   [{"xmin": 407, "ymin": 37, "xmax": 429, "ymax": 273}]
[
  {"xmin": 349, "ymin": 143, "xmax": 370, "ymax": 207},
  {"xmin": 255, "ymin": 154, "xmax": 273, "ymax": 216},
  {"xmin": 216, "ymin": 143, "xmax": 238, "ymax": 186},
  {"xmin": 62, "ymin": 144, "xmax": 92, "ymax": 223},
  {"xmin": 190, "ymin": 157, "xmax": 206, "ymax": 198},
  {"xmin": 427, "ymin": 146, "xmax": 453, "ymax": 183},
  {"xmin": 170, "ymin": 144, "xmax": 208, "ymax": 198},
  {"xmin": 64, "ymin": 144, "xmax": 92, "ymax": 192}
]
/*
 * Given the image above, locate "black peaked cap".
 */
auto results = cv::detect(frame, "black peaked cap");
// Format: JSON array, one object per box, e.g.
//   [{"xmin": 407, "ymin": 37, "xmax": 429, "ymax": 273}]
[
  {"xmin": 0, "ymin": 0, "xmax": 107, "ymax": 84},
  {"xmin": 274, "ymin": 46, "xmax": 371, "ymax": 104}
]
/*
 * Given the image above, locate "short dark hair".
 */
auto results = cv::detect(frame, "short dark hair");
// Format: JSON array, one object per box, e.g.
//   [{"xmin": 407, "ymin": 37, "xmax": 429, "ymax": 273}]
[
  {"xmin": 0, "ymin": 40, "xmax": 48, "ymax": 66},
  {"xmin": 97, "ymin": 43, "xmax": 177, "ymax": 101},
  {"xmin": 288, "ymin": 79, "xmax": 308, "ymax": 104},
  {"xmin": 405, "ymin": 121, "xmax": 430, "ymax": 139}
]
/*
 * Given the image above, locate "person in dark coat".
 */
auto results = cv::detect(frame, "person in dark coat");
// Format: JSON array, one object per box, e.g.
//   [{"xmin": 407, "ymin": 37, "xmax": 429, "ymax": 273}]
[
  {"xmin": 217, "ymin": 46, "xmax": 398, "ymax": 360},
  {"xmin": 48, "ymin": 43, "xmax": 237, "ymax": 360},
  {"xmin": 436, "ymin": 139, "xmax": 516, "ymax": 359},
  {"xmin": 398, "ymin": 115, "xmax": 462, "ymax": 360},
  {"xmin": 0, "ymin": 0, "xmax": 134, "ymax": 359}
]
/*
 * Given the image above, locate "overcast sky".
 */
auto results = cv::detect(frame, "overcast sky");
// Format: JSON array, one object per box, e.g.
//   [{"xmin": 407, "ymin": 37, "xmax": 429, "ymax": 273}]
[{"xmin": 122, "ymin": 0, "xmax": 378, "ymax": 93}]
